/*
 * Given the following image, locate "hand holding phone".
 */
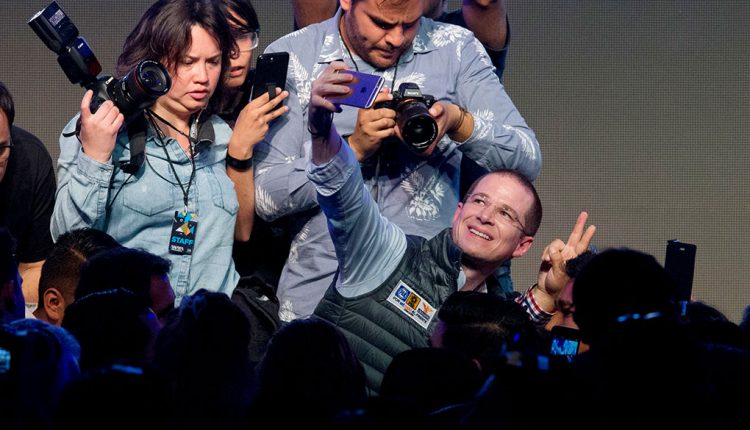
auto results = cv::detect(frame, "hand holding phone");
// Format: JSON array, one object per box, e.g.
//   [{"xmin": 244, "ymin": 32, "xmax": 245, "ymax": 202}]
[{"xmin": 328, "ymin": 70, "xmax": 384, "ymax": 109}]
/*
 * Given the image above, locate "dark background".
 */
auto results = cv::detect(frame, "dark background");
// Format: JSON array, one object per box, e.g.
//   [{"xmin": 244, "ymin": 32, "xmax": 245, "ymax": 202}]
[{"xmin": 1, "ymin": 1, "xmax": 748, "ymax": 321}]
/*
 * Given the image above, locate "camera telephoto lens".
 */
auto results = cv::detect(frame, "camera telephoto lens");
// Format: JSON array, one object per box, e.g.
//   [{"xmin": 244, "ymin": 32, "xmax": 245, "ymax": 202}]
[
  {"xmin": 140, "ymin": 70, "xmax": 160, "ymax": 89},
  {"xmin": 136, "ymin": 60, "xmax": 170, "ymax": 94},
  {"xmin": 398, "ymin": 100, "xmax": 438, "ymax": 153},
  {"xmin": 113, "ymin": 60, "xmax": 171, "ymax": 117}
]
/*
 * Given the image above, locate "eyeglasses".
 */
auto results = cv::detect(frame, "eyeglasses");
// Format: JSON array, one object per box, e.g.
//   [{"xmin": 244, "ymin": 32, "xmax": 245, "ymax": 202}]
[
  {"xmin": 464, "ymin": 193, "xmax": 530, "ymax": 236},
  {"xmin": 0, "ymin": 141, "xmax": 13, "ymax": 158},
  {"xmin": 233, "ymin": 30, "xmax": 259, "ymax": 52}
]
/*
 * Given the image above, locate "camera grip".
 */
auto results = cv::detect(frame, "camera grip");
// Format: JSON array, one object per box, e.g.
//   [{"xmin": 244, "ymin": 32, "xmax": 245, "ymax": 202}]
[{"xmin": 89, "ymin": 95, "xmax": 105, "ymax": 114}]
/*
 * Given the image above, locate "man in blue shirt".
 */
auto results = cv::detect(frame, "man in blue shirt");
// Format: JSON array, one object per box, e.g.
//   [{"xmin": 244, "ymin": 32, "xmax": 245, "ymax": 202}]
[
  {"xmin": 291, "ymin": 0, "xmax": 510, "ymax": 80},
  {"xmin": 255, "ymin": 0, "xmax": 540, "ymax": 321}
]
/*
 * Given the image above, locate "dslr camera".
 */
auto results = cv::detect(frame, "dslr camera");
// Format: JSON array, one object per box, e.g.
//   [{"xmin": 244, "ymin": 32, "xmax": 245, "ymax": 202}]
[
  {"xmin": 28, "ymin": 1, "xmax": 171, "ymax": 119},
  {"xmin": 375, "ymin": 82, "xmax": 438, "ymax": 154}
]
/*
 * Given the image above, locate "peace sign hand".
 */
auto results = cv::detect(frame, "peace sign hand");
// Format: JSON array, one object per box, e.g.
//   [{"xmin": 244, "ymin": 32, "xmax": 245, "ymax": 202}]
[{"xmin": 535, "ymin": 211, "xmax": 597, "ymax": 311}]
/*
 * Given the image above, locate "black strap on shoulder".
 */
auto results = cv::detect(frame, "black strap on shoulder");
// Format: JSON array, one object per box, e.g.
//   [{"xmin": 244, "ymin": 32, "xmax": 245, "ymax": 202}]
[
  {"xmin": 193, "ymin": 113, "xmax": 215, "ymax": 154},
  {"xmin": 121, "ymin": 113, "xmax": 148, "ymax": 174},
  {"xmin": 120, "ymin": 110, "xmax": 217, "ymax": 175}
]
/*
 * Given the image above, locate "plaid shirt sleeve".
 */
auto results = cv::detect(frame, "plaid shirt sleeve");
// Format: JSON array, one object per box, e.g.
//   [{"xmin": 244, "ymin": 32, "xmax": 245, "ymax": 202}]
[{"xmin": 515, "ymin": 284, "xmax": 555, "ymax": 326}]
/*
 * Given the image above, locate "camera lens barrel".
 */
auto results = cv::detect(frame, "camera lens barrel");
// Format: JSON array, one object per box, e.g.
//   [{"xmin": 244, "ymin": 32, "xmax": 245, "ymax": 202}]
[
  {"xmin": 134, "ymin": 60, "xmax": 171, "ymax": 95},
  {"xmin": 397, "ymin": 99, "xmax": 438, "ymax": 152},
  {"xmin": 111, "ymin": 60, "xmax": 171, "ymax": 117}
]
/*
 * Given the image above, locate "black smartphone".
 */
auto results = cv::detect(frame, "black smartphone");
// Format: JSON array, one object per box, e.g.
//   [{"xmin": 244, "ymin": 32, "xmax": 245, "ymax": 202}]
[
  {"xmin": 664, "ymin": 239, "xmax": 697, "ymax": 314},
  {"xmin": 251, "ymin": 52, "xmax": 289, "ymax": 102},
  {"xmin": 549, "ymin": 325, "xmax": 581, "ymax": 362}
]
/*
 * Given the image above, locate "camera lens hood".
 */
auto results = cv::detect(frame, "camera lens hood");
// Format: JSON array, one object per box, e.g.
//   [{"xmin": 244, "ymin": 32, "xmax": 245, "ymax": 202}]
[{"xmin": 398, "ymin": 100, "xmax": 438, "ymax": 152}]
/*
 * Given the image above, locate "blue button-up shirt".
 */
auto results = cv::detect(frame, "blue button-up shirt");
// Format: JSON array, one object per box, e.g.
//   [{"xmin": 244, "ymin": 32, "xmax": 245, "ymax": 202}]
[
  {"xmin": 52, "ymin": 114, "xmax": 241, "ymax": 302},
  {"xmin": 254, "ymin": 10, "xmax": 541, "ymax": 320}
]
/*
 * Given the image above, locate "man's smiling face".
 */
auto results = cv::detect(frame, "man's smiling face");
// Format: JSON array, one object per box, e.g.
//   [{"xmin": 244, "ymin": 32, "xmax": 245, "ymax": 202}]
[{"xmin": 451, "ymin": 173, "xmax": 535, "ymax": 268}]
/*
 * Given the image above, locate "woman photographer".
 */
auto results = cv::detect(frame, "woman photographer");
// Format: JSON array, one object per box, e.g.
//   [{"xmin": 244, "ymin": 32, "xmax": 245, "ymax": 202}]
[{"xmin": 52, "ymin": 0, "xmax": 286, "ymax": 302}]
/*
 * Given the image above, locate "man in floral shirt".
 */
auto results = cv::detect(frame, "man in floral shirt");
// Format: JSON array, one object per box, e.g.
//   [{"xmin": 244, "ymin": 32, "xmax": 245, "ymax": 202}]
[{"xmin": 254, "ymin": 0, "xmax": 540, "ymax": 321}]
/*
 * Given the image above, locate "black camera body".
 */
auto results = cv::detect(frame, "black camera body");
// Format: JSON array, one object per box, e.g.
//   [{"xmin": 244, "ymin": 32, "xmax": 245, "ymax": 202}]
[
  {"xmin": 28, "ymin": 1, "xmax": 171, "ymax": 119},
  {"xmin": 375, "ymin": 82, "xmax": 438, "ymax": 154}
]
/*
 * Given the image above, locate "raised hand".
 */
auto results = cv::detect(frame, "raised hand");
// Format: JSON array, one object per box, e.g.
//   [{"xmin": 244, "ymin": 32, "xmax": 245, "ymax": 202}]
[
  {"xmin": 536, "ymin": 211, "xmax": 597, "ymax": 308},
  {"xmin": 229, "ymin": 88, "xmax": 289, "ymax": 159},
  {"xmin": 308, "ymin": 61, "xmax": 352, "ymax": 135},
  {"xmin": 78, "ymin": 90, "xmax": 124, "ymax": 163}
]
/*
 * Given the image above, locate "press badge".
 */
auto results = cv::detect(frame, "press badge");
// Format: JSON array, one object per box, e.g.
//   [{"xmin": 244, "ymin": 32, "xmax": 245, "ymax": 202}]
[
  {"xmin": 387, "ymin": 280, "xmax": 436, "ymax": 329},
  {"xmin": 169, "ymin": 211, "xmax": 198, "ymax": 255}
]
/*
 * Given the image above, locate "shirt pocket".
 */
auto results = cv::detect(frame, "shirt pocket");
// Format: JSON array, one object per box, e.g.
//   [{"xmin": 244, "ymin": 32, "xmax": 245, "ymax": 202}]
[
  {"xmin": 121, "ymin": 180, "xmax": 176, "ymax": 216},
  {"xmin": 207, "ymin": 164, "xmax": 239, "ymax": 216}
]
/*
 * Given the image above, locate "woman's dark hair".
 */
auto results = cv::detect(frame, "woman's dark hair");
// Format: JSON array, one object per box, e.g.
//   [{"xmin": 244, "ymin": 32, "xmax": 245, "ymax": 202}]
[
  {"xmin": 221, "ymin": 0, "xmax": 260, "ymax": 34},
  {"xmin": 116, "ymin": 0, "xmax": 233, "ymax": 112},
  {"xmin": 214, "ymin": 0, "xmax": 260, "ymax": 116},
  {"xmin": 221, "ymin": 0, "xmax": 260, "ymax": 60}
]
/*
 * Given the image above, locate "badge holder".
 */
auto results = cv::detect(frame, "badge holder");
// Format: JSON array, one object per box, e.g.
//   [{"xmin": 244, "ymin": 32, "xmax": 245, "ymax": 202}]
[{"xmin": 169, "ymin": 210, "xmax": 198, "ymax": 255}]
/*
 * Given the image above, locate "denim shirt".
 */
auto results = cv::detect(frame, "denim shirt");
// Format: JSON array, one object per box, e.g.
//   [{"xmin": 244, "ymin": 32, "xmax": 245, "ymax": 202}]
[
  {"xmin": 51, "ymin": 114, "xmax": 241, "ymax": 302},
  {"xmin": 254, "ymin": 10, "xmax": 541, "ymax": 320}
]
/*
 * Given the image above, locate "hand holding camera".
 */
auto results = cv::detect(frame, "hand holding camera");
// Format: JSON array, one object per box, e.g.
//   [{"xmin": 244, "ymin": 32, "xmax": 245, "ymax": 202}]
[
  {"xmin": 79, "ymin": 90, "xmax": 124, "ymax": 163},
  {"xmin": 29, "ymin": 2, "xmax": 171, "ymax": 120},
  {"xmin": 374, "ymin": 82, "xmax": 468, "ymax": 157},
  {"xmin": 310, "ymin": 65, "xmax": 469, "ymax": 159},
  {"xmin": 374, "ymin": 82, "xmax": 438, "ymax": 155},
  {"xmin": 346, "ymin": 88, "xmax": 397, "ymax": 161},
  {"xmin": 346, "ymin": 80, "xmax": 443, "ymax": 159},
  {"xmin": 29, "ymin": 1, "xmax": 171, "ymax": 169}
]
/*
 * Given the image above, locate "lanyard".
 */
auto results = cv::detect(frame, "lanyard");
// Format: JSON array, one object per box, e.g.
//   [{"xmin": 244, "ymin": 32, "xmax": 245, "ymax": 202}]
[{"xmin": 145, "ymin": 110, "xmax": 197, "ymax": 211}]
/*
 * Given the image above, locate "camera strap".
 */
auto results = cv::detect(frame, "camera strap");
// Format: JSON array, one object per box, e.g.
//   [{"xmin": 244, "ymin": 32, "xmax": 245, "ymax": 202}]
[
  {"xmin": 193, "ymin": 113, "xmax": 215, "ymax": 154},
  {"xmin": 147, "ymin": 109, "xmax": 214, "ymax": 154},
  {"xmin": 121, "ymin": 113, "xmax": 148, "ymax": 174},
  {"xmin": 144, "ymin": 112, "xmax": 196, "ymax": 210},
  {"xmin": 62, "ymin": 113, "xmax": 149, "ymax": 174}
]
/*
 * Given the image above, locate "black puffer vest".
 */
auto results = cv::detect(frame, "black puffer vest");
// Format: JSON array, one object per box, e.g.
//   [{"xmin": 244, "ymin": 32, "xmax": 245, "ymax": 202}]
[{"xmin": 314, "ymin": 228, "xmax": 462, "ymax": 393}]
